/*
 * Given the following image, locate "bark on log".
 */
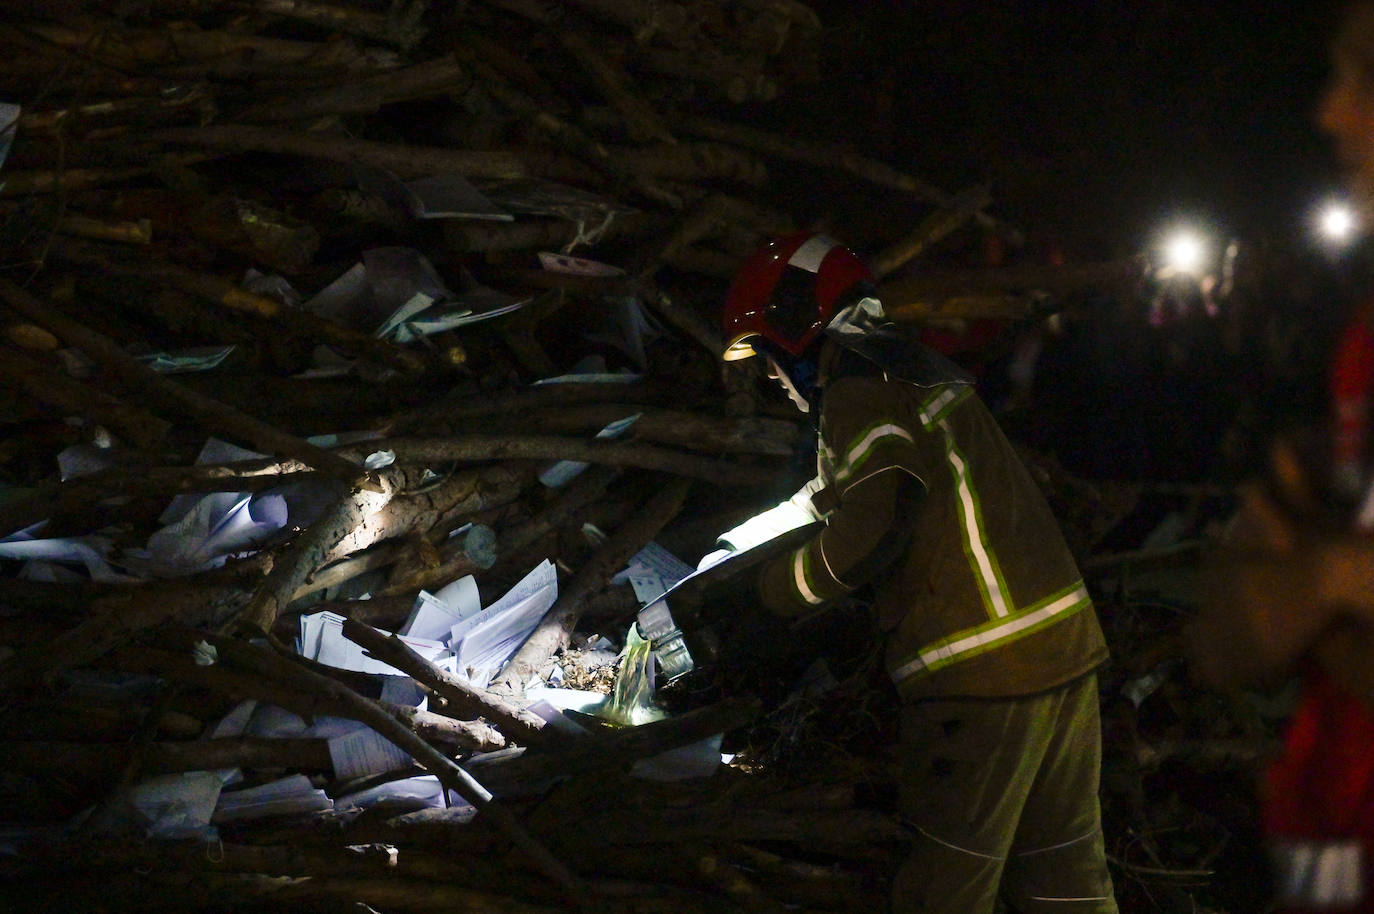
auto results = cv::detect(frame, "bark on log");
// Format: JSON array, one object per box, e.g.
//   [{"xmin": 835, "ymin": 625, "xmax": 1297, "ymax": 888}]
[
  {"xmin": 143, "ymin": 124, "xmax": 587, "ymax": 182},
  {"xmin": 458, "ymin": 405, "xmax": 801, "ymax": 456},
  {"xmin": 22, "ymin": 20, "xmax": 400, "ymax": 76},
  {"xmin": 378, "ymin": 434, "xmax": 777, "ymax": 486},
  {"xmin": 0, "ymin": 276, "xmax": 371, "ymax": 489},
  {"xmin": 382, "ymin": 380, "xmax": 696, "ymax": 431},
  {"xmin": 0, "ymin": 344, "xmax": 171, "ymax": 451},
  {"xmin": 237, "ymin": 466, "xmax": 396, "ymax": 633},
  {"xmin": 869, "ymin": 183, "xmax": 993, "ymax": 280},
  {"xmin": 492, "ymin": 476, "xmax": 691, "ymax": 694},
  {"xmin": 326, "ymin": 463, "xmax": 529, "ymax": 559},
  {"xmin": 236, "ymin": 53, "xmax": 471, "ymax": 122},
  {"xmin": 0, "ymin": 156, "xmax": 210, "ymax": 197}
]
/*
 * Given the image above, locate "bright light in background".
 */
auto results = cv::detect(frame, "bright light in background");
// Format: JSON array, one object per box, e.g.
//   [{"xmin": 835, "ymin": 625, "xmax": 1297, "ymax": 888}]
[
  {"xmin": 1317, "ymin": 200, "xmax": 1359, "ymax": 245},
  {"xmin": 1161, "ymin": 230, "xmax": 1206, "ymax": 275}
]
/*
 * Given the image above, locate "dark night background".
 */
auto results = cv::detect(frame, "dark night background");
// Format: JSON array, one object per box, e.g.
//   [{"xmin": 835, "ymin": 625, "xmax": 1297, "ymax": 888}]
[{"xmin": 783, "ymin": 0, "xmax": 1352, "ymax": 261}]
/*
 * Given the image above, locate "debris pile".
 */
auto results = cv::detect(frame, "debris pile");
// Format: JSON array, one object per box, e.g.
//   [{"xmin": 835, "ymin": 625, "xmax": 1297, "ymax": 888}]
[{"xmin": 0, "ymin": 2, "xmax": 1275, "ymax": 912}]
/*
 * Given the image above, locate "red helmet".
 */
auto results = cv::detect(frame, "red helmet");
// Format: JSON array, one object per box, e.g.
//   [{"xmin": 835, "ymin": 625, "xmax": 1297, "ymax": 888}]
[{"xmin": 721, "ymin": 232, "xmax": 873, "ymax": 361}]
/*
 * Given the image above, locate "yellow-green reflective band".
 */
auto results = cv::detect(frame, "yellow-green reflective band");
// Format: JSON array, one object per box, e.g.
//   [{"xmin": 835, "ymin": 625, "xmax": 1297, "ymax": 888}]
[
  {"xmin": 919, "ymin": 385, "xmax": 971, "ymax": 429},
  {"xmin": 891, "ymin": 583, "xmax": 1092, "ymax": 683},
  {"xmin": 942, "ymin": 420, "xmax": 1012, "ymax": 618},
  {"xmin": 834, "ymin": 422, "xmax": 914, "ymax": 486}
]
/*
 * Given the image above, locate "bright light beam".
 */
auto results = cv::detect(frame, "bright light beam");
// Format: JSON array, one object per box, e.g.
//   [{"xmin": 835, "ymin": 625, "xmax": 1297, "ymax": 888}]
[
  {"xmin": 1320, "ymin": 202, "xmax": 1358, "ymax": 243},
  {"xmin": 1162, "ymin": 231, "xmax": 1205, "ymax": 275}
]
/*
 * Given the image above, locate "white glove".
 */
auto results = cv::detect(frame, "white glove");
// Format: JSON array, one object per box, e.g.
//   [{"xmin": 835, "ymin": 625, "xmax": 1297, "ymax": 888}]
[{"xmin": 696, "ymin": 548, "xmax": 734, "ymax": 571}]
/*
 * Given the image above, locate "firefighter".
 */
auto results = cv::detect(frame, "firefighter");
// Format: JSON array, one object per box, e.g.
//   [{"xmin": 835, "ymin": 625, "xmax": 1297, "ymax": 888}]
[{"xmin": 709, "ymin": 233, "xmax": 1118, "ymax": 913}]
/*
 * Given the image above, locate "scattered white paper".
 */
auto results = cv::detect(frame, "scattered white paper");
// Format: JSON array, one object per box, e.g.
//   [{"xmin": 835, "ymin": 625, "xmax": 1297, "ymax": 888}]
[
  {"xmin": 56, "ymin": 443, "xmax": 118, "ymax": 481},
  {"xmin": 401, "ymin": 576, "xmax": 480, "ymax": 641},
  {"xmin": 131, "ymin": 492, "xmax": 288, "ymax": 576},
  {"xmin": 538, "ymin": 251, "xmax": 625, "ymax": 277},
  {"xmin": 212, "ymin": 774, "xmax": 332, "ymax": 824},
  {"xmin": 328, "ymin": 726, "xmax": 413, "ymax": 782},
  {"xmin": 449, "ymin": 560, "xmax": 558, "ymax": 685},
  {"xmin": 402, "ymin": 173, "xmax": 512, "ymax": 221},
  {"xmin": 137, "ymin": 345, "xmax": 236, "ymax": 374},
  {"xmin": 129, "ymin": 770, "xmax": 235, "ymax": 838},
  {"xmin": 615, "ymin": 542, "xmax": 695, "ymax": 605},
  {"xmin": 335, "ymin": 775, "xmax": 449, "ymax": 811},
  {"xmin": 533, "ymin": 372, "xmax": 642, "ymax": 386},
  {"xmin": 0, "ymin": 527, "xmax": 130, "ymax": 583},
  {"xmin": 299, "ymin": 611, "xmax": 449, "ymax": 676}
]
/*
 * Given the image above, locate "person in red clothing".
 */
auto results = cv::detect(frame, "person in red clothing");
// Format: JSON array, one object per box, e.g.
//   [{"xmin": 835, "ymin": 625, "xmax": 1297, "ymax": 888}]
[{"xmin": 1187, "ymin": 5, "xmax": 1374, "ymax": 910}]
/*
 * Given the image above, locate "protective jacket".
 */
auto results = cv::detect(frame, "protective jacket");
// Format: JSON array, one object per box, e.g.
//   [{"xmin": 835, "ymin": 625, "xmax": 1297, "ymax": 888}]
[{"xmin": 750, "ymin": 336, "xmax": 1108, "ymax": 702}]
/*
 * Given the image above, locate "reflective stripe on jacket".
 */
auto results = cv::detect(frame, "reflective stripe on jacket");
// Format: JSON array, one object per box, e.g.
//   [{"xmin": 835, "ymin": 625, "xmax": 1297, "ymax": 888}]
[{"xmin": 758, "ymin": 373, "xmax": 1108, "ymax": 700}]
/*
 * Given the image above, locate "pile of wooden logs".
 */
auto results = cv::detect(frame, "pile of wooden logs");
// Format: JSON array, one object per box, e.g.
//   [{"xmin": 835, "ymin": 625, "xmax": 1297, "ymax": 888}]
[{"xmin": 0, "ymin": 2, "xmax": 1225, "ymax": 912}]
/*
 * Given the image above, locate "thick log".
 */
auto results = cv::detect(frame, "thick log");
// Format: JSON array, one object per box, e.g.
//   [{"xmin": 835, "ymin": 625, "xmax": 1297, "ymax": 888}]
[
  {"xmin": 326, "ymin": 463, "xmax": 529, "ymax": 559},
  {"xmin": 492, "ymin": 476, "xmax": 691, "ymax": 694},
  {"xmin": 237, "ymin": 465, "xmax": 399, "ymax": 633},
  {"xmin": 377, "ymin": 434, "xmax": 778, "ymax": 486},
  {"xmin": 0, "ymin": 276, "xmax": 370, "ymax": 489},
  {"xmin": 869, "ymin": 184, "xmax": 993, "ymax": 279},
  {"xmin": 565, "ymin": 0, "xmax": 695, "ymax": 48},
  {"xmin": 0, "ymin": 344, "xmax": 171, "ymax": 451},
  {"xmin": 144, "ymin": 124, "xmax": 579, "ymax": 182},
  {"xmin": 22, "ymin": 20, "xmax": 400, "ymax": 76},
  {"xmin": 634, "ymin": 193, "xmax": 785, "ymax": 280},
  {"xmin": 342, "ymin": 619, "xmax": 549, "ymax": 745},
  {"xmin": 236, "ymin": 53, "xmax": 470, "ymax": 122},
  {"xmin": 382, "ymin": 380, "xmax": 697, "ymax": 432},
  {"xmin": 0, "ymin": 156, "xmax": 210, "ymax": 197},
  {"xmin": 457, "ymin": 405, "xmax": 801, "ymax": 456},
  {"xmin": 0, "ymin": 584, "xmax": 250, "ymax": 697}
]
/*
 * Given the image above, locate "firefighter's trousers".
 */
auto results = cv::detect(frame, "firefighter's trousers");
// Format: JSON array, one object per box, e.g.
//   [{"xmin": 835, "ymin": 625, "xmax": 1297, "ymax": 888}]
[{"xmin": 892, "ymin": 674, "xmax": 1118, "ymax": 914}]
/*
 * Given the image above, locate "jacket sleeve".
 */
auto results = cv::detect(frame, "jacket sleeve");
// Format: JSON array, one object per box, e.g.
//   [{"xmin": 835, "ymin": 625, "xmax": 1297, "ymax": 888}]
[
  {"xmin": 716, "ymin": 476, "xmax": 828, "ymax": 553},
  {"xmin": 757, "ymin": 377, "xmax": 928, "ymax": 617}
]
